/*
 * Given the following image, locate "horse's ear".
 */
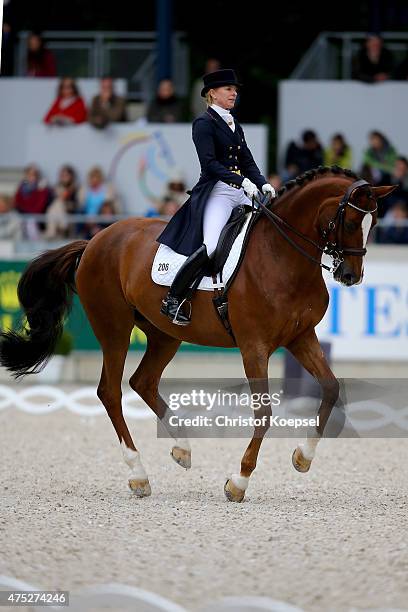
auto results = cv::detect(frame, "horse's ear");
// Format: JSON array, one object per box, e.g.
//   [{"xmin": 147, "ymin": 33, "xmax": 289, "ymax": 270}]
[{"xmin": 372, "ymin": 185, "xmax": 398, "ymax": 199}]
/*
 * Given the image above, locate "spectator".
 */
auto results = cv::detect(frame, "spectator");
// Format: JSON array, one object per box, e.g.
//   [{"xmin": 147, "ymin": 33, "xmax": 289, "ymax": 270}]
[
  {"xmin": 352, "ymin": 34, "xmax": 393, "ymax": 83},
  {"xmin": 84, "ymin": 200, "xmax": 116, "ymax": 239},
  {"xmin": 26, "ymin": 32, "xmax": 57, "ymax": 77},
  {"xmin": 44, "ymin": 165, "xmax": 78, "ymax": 239},
  {"xmin": 147, "ymin": 79, "xmax": 183, "ymax": 123},
  {"xmin": 377, "ymin": 201, "xmax": 408, "ymax": 244},
  {"xmin": 395, "ymin": 52, "xmax": 408, "ymax": 80},
  {"xmin": 0, "ymin": 194, "xmax": 21, "ymax": 240},
  {"xmin": 162, "ymin": 172, "xmax": 188, "ymax": 207},
  {"xmin": 361, "ymin": 131, "xmax": 398, "ymax": 185},
  {"xmin": 391, "ymin": 156, "xmax": 408, "ymax": 195},
  {"xmin": 324, "ymin": 133, "xmax": 352, "ymax": 168},
  {"xmin": 144, "ymin": 202, "xmax": 161, "ymax": 218},
  {"xmin": 78, "ymin": 167, "xmax": 118, "ymax": 216},
  {"xmin": 14, "ymin": 165, "xmax": 52, "ymax": 239},
  {"xmin": 284, "ymin": 130, "xmax": 323, "ymax": 180},
  {"xmin": 267, "ymin": 173, "xmax": 283, "ymax": 192},
  {"xmin": 44, "ymin": 78, "xmax": 87, "ymax": 125},
  {"xmin": 14, "ymin": 164, "xmax": 52, "ymax": 215},
  {"xmin": 1, "ymin": 0, "xmax": 16, "ymax": 76},
  {"xmin": 191, "ymin": 58, "xmax": 221, "ymax": 118},
  {"xmin": 88, "ymin": 77, "xmax": 127, "ymax": 129},
  {"xmin": 158, "ymin": 197, "xmax": 181, "ymax": 219}
]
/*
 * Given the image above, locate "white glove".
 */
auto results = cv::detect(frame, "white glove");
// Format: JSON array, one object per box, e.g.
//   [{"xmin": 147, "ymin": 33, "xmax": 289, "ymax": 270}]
[
  {"xmin": 262, "ymin": 183, "xmax": 276, "ymax": 198},
  {"xmin": 242, "ymin": 177, "xmax": 258, "ymax": 199}
]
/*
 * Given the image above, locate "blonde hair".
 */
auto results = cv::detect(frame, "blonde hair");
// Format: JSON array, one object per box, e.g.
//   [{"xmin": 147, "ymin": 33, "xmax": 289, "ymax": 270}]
[{"xmin": 205, "ymin": 91, "xmax": 215, "ymax": 106}]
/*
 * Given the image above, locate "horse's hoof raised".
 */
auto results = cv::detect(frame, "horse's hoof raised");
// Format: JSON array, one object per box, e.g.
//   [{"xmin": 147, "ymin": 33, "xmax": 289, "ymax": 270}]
[
  {"xmin": 171, "ymin": 446, "xmax": 191, "ymax": 470},
  {"xmin": 128, "ymin": 478, "xmax": 152, "ymax": 497},
  {"xmin": 224, "ymin": 479, "xmax": 245, "ymax": 503},
  {"xmin": 292, "ymin": 447, "xmax": 312, "ymax": 473}
]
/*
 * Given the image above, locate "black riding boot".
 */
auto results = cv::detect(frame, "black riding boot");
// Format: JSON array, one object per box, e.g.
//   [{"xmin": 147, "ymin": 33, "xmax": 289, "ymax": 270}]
[{"xmin": 160, "ymin": 245, "xmax": 209, "ymax": 325}]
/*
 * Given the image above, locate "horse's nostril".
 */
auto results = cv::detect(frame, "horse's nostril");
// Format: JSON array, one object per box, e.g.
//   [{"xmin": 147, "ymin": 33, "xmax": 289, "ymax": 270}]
[{"xmin": 342, "ymin": 273, "xmax": 354, "ymax": 285}]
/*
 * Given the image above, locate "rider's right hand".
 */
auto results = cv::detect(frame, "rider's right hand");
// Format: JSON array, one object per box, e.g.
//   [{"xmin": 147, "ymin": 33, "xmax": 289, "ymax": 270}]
[{"xmin": 242, "ymin": 178, "xmax": 258, "ymax": 199}]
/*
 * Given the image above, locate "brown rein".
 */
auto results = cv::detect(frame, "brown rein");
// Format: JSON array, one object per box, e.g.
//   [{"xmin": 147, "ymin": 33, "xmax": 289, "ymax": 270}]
[{"xmin": 254, "ymin": 179, "xmax": 377, "ymax": 274}]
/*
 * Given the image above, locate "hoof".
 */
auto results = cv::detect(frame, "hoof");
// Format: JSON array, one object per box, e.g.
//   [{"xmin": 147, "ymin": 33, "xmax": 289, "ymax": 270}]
[
  {"xmin": 128, "ymin": 478, "xmax": 151, "ymax": 497},
  {"xmin": 292, "ymin": 447, "xmax": 312, "ymax": 473},
  {"xmin": 171, "ymin": 446, "xmax": 191, "ymax": 470},
  {"xmin": 224, "ymin": 479, "xmax": 245, "ymax": 503}
]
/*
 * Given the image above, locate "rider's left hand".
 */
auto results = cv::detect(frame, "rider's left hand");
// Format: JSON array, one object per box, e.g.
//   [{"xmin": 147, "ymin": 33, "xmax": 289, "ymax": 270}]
[{"xmin": 262, "ymin": 183, "xmax": 276, "ymax": 198}]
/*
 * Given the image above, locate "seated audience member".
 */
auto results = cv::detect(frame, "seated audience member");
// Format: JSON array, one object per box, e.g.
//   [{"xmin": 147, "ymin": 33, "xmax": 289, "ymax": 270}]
[
  {"xmin": 395, "ymin": 52, "xmax": 408, "ymax": 80},
  {"xmin": 191, "ymin": 58, "xmax": 221, "ymax": 118},
  {"xmin": 377, "ymin": 201, "xmax": 408, "ymax": 244},
  {"xmin": 147, "ymin": 79, "xmax": 183, "ymax": 123},
  {"xmin": 324, "ymin": 133, "xmax": 352, "ymax": 168},
  {"xmin": 84, "ymin": 200, "xmax": 116, "ymax": 239},
  {"xmin": 0, "ymin": 194, "xmax": 21, "ymax": 240},
  {"xmin": 162, "ymin": 172, "xmax": 188, "ymax": 207},
  {"xmin": 267, "ymin": 173, "xmax": 282, "ymax": 192},
  {"xmin": 26, "ymin": 31, "xmax": 57, "ymax": 77},
  {"xmin": 144, "ymin": 201, "xmax": 161, "ymax": 218},
  {"xmin": 158, "ymin": 196, "xmax": 180, "ymax": 219},
  {"xmin": 14, "ymin": 164, "xmax": 52, "ymax": 214},
  {"xmin": 44, "ymin": 78, "xmax": 87, "ymax": 125},
  {"xmin": 88, "ymin": 77, "xmax": 127, "ymax": 129},
  {"xmin": 284, "ymin": 130, "xmax": 323, "ymax": 180},
  {"xmin": 352, "ymin": 34, "xmax": 393, "ymax": 83},
  {"xmin": 14, "ymin": 164, "xmax": 52, "ymax": 239},
  {"xmin": 361, "ymin": 131, "xmax": 397, "ymax": 185},
  {"xmin": 78, "ymin": 167, "xmax": 118, "ymax": 216},
  {"xmin": 44, "ymin": 165, "xmax": 78, "ymax": 239}
]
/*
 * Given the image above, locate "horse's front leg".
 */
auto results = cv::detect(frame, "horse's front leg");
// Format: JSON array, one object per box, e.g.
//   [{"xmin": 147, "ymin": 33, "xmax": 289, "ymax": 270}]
[
  {"xmin": 287, "ymin": 327, "xmax": 340, "ymax": 473},
  {"xmin": 224, "ymin": 348, "xmax": 271, "ymax": 503}
]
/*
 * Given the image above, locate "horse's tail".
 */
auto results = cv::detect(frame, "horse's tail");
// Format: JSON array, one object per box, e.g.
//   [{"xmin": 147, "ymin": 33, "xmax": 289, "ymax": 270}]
[{"xmin": 0, "ymin": 240, "xmax": 88, "ymax": 378}]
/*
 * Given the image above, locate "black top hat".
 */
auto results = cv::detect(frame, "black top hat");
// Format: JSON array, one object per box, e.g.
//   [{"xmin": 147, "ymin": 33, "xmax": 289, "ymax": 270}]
[{"xmin": 200, "ymin": 69, "xmax": 242, "ymax": 97}]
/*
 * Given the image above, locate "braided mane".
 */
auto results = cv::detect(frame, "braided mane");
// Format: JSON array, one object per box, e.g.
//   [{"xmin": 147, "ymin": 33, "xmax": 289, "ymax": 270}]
[{"xmin": 277, "ymin": 165, "xmax": 360, "ymax": 198}]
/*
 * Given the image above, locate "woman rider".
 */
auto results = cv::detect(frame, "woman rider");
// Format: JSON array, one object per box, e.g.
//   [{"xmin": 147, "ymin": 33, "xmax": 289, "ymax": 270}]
[{"xmin": 158, "ymin": 69, "xmax": 275, "ymax": 325}]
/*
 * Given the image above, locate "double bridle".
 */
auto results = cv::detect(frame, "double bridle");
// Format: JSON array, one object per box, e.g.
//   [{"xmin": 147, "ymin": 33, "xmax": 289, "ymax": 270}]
[{"xmin": 254, "ymin": 179, "xmax": 378, "ymax": 273}]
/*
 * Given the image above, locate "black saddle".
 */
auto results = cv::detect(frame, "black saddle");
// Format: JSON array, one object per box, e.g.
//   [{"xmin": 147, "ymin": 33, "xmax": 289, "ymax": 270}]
[{"xmin": 208, "ymin": 204, "xmax": 252, "ymax": 276}]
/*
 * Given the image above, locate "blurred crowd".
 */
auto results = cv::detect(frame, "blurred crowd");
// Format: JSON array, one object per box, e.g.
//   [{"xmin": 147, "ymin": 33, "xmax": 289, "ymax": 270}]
[
  {"xmin": 0, "ymin": 163, "xmax": 121, "ymax": 241},
  {"xmin": 0, "ymin": 163, "xmax": 189, "ymax": 242},
  {"xmin": 1, "ymin": 30, "xmax": 408, "ymax": 244},
  {"xmin": 282, "ymin": 128, "xmax": 408, "ymax": 244}
]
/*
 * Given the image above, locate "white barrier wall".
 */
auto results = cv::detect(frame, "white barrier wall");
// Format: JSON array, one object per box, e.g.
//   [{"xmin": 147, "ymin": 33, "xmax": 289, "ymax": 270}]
[
  {"xmin": 278, "ymin": 81, "xmax": 408, "ymax": 170},
  {"xmin": 26, "ymin": 123, "xmax": 267, "ymax": 215},
  {"xmin": 0, "ymin": 78, "xmax": 127, "ymax": 167},
  {"xmin": 317, "ymin": 247, "xmax": 408, "ymax": 360}
]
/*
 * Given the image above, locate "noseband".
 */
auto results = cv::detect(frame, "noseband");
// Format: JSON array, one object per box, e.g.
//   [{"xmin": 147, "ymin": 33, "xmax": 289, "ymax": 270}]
[{"xmin": 255, "ymin": 179, "xmax": 377, "ymax": 274}]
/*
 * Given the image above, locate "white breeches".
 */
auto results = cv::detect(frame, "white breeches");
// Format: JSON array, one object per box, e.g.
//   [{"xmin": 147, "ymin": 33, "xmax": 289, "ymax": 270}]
[{"xmin": 203, "ymin": 181, "xmax": 251, "ymax": 256}]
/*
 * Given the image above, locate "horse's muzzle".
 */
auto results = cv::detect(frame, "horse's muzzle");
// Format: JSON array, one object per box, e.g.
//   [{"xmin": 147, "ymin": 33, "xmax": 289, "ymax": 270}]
[{"xmin": 334, "ymin": 262, "xmax": 360, "ymax": 286}]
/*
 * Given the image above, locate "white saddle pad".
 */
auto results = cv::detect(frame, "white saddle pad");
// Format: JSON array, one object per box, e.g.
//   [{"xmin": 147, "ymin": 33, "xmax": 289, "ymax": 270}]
[{"xmin": 152, "ymin": 213, "xmax": 252, "ymax": 291}]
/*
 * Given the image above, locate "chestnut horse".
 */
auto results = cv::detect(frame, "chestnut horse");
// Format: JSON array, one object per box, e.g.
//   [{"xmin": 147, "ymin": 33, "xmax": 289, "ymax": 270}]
[{"xmin": 0, "ymin": 167, "xmax": 394, "ymax": 502}]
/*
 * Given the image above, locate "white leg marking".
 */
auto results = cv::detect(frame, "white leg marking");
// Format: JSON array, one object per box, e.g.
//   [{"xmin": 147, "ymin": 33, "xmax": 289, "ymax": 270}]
[
  {"xmin": 175, "ymin": 438, "xmax": 191, "ymax": 451},
  {"xmin": 120, "ymin": 441, "xmax": 148, "ymax": 480},
  {"xmin": 299, "ymin": 438, "xmax": 320, "ymax": 460},
  {"xmin": 231, "ymin": 474, "xmax": 249, "ymax": 491}
]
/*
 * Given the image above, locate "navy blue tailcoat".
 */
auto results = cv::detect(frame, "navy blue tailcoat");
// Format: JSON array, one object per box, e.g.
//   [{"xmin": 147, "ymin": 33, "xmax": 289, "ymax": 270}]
[{"xmin": 157, "ymin": 106, "xmax": 267, "ymax": 256}]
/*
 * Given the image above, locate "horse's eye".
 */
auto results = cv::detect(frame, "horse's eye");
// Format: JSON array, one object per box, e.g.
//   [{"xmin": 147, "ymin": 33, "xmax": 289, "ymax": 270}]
[{"xmin": 345, "ymin": 221, "xmax": 357, "ymax": 233}]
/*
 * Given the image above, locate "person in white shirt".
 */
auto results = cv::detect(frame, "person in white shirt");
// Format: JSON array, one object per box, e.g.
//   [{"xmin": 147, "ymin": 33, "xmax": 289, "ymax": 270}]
[{"xmin": 158, "ymin": 69, "xmax": 275, "ymax": 325}]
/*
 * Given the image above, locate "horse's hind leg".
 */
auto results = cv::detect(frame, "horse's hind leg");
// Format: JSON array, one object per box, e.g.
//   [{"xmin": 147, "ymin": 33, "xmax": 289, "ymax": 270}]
[
  {"xmin": 79, "ymin": 291, "xmax": 151, "ymax": 497},
  {"xmin": 287, "ymin": 327, "xmax": 340, "ymax": 473},
  {"xmin": 128, "ymin": 317, "xmax": 190, "ymax": 468}
]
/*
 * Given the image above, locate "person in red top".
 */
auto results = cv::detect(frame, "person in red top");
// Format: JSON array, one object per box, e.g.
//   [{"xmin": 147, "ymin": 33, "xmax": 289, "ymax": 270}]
[
  {"xmin": 44, "ymin": 78, "xmax": 87, "ymax": 125},
  {"xmin": 14, "ymin": 164, "xmax": 52, "ymax": 214},
  {"xmin": 26, "ymin": 32, "xmax": 57, "ymax": 77}
]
